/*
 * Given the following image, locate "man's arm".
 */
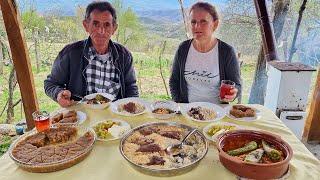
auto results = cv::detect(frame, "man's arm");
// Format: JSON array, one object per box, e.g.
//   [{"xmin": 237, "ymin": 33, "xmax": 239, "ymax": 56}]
[
  {"xmin": 169, "ymin": 48, "xmax": 182, "ymax": 102},
  {"xmin": 123, "ymin": 52, "xmax": 139, "ymax": 98},
  {"xmin": 44, "ymin": 51, "xmax": 70, "ymax": 102}
]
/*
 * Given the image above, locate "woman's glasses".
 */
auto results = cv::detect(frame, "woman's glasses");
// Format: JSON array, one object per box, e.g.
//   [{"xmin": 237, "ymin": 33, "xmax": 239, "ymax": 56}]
[{"xmin": 190, "ymin": 19, "xmax": 209, "ymax": 26}]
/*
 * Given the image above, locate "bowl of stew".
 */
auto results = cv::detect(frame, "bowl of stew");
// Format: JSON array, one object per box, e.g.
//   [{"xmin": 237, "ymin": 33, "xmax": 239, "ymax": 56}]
[
  {"xmin": 83, "ymin": 93, "xmax": 114, "ymax": 110},
  {"xmin": 216, "ymin": 130, "xmax": 293, "ymax": 179},
  {"xmin": 150, "ymin": 101, "xmax": 178, "ymax": 120}
]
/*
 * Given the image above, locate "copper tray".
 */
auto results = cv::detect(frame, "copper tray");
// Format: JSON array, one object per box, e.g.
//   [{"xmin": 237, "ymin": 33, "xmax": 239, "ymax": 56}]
[{"xmin": 8, "ymin": 128, "xmax": 96, "ymax": 173}]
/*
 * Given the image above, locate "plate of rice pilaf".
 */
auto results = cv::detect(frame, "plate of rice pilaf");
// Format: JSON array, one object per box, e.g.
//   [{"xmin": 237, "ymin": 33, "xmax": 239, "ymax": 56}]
[
  {"xmin": 111, "ymin": 97, "xmax": 149, "ymax": 116},
  {"xmin": 181, "ymin": 102, "xmax": 226, "ymax": 123}
]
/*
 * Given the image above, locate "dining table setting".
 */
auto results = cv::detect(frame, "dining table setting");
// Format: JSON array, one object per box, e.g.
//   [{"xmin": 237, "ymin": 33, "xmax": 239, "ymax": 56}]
[{"xmin": 0, "ymin": 93, "xmax": 319, "ymax": 180}]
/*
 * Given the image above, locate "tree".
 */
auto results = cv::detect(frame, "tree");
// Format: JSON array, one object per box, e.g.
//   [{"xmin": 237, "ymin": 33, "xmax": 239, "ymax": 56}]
[
  {"xmin": 6, "ymin": 67, "xmax": 16, "ymax": 124},
  {"xmin": 288, "ymin": 0, "xmax": 308, "ymax": 62},
  {"xmin": 21, "ymin": 10, "xmax": 45, "ymax": 73},
  {"xmin": 112, "ymin": 0, "xmax": 146, "ymax": 50},
  {"xmin": 220, "ymin": 0, "xmax": 261, "ymax": 56},
  {"xmin": 177, "ymin": 0, "xmax": 189, "ymax": 39},
  {"xmin": 0, "ymin": 41, "xmax": 3, "ymax": 75}
]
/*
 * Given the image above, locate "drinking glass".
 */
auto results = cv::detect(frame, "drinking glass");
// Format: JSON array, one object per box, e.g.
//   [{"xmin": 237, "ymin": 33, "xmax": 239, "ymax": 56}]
[
  {"xmin": 220, "ymin": 80, "xmax": 235, "ymax": 102},
  {"xmin": 32, "ymin": 110, "xmax": 50, "ymax": 132}
]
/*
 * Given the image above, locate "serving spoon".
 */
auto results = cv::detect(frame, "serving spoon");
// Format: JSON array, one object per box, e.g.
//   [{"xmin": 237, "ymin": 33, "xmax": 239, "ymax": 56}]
[{"xmin": 165, "ymin": 128, "xmax": 198, "ymax": 155}]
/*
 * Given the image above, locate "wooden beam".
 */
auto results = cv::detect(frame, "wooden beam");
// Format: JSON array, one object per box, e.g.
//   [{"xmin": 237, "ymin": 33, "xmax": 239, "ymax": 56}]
[
  {"xmin": 302, "ymin": 68, "xmax": 320, "ymax": 142},
  {"xmin": 253, "ymin": 0, "xmax": 279, "ymax": 61},
  {"xmin": 0, "ymin": 0, "xmax": 38, "ymax": 130}
]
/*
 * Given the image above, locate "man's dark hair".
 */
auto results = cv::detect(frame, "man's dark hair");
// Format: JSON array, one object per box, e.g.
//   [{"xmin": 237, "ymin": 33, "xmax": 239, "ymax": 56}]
[{"xmin": 85, "ymin": 1, "xmax": 117, "ymax": 24}]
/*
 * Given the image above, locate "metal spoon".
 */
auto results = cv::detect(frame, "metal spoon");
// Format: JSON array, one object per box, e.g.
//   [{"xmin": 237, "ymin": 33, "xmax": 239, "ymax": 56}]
[
  {"xmin": 71, "ymin": 94, "xmax": 89, "ymax": 104},
  {"xmin": 165, "ymin": 128, "xmax": 198, "ymax": 155}
]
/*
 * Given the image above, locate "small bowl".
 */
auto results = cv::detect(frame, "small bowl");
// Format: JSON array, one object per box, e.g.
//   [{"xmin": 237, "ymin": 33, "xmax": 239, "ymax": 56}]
[
  {"xmin": 216, "ymin": 130, "xmax": 293, "ymax": 179},
  {"xmin": 82, "ymin": 93, "xmax": 114, "ymax": 110},
  {"xmin": 150, "ymin": 101, "xmax": 178, "ymax": 120}
]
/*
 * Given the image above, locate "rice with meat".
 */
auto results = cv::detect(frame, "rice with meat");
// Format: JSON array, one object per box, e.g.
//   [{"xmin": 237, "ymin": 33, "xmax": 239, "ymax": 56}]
[{"xmin": 122, "ymin": 125, "xmax": 206, "ymax": 169}]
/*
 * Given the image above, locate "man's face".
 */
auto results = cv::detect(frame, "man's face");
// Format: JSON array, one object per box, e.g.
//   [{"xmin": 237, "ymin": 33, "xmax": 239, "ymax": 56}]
[{"xmin": 83, "ymin": 10, "xmax": 117, "ymax": 52}]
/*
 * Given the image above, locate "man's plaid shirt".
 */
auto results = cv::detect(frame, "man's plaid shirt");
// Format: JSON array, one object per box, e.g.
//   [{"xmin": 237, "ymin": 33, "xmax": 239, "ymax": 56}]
[{"xmin": 85, "ymin": 46, "xmax": 120, "ymax": 96}]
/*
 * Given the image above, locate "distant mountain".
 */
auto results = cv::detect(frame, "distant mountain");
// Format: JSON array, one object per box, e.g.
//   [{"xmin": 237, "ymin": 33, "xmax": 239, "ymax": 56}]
[
  {"xmin": 16, "ymin": 0, "xmax": 226, "ymax": 40},
  {"xmin": 137, "ymin": 9, "xmax": 182, "ymax": 23}
]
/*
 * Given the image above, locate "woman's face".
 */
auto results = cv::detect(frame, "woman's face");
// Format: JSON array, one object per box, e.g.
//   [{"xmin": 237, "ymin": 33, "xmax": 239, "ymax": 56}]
[{"xmin": 190, "ymin": 8, "xmax": 218, "ymax": 41}]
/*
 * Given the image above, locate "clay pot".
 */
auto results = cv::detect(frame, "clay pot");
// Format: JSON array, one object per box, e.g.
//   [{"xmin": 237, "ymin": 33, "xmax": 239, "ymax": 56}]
[{"xmin": 217, "ymin": 130, "xmax": 293, "ymax": 179}]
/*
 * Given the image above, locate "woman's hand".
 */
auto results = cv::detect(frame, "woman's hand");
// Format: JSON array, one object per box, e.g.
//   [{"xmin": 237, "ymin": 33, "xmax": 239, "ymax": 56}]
[
  {"xmin": 222, "ymin": 88, "xmax": 238, "ymax": 102},
  {"xmin": 57, "ymin": 90, "xmax": 74, "ymax": 107}
]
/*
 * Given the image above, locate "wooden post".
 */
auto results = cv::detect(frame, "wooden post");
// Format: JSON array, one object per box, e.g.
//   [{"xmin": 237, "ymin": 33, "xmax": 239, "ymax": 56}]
[
  {"xmin": 0, "ymin": 0, "xmax": 38, "ymax": 130},
  {"xmin": 302, "ymin": 68, "xmax": 320, "ymax": 142},
  {"xmin": 253, "ymin": 0, "xmax": 279, "ymax": 61}
]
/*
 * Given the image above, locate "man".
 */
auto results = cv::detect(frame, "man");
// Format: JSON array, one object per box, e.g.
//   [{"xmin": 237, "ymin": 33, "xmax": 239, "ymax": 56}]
[{"xmin": 44, "ymin": 1, "xmax": 139, "ymax": 107}]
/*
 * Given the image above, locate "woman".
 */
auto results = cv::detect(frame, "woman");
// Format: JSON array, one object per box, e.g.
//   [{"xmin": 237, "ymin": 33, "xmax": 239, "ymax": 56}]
[{"xmin": 169, "ymin": 2, "xmax": 241, "ymax": 103}]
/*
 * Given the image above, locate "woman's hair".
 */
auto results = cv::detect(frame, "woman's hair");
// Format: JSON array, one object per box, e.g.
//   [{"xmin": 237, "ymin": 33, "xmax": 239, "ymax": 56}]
[
  {"xmin": 190, "ymin": 2, "xmax": 219, "ymax": 21},
  {"xmin": 85, "ymin": 1, "xmax": 117, "ymax": 24}
]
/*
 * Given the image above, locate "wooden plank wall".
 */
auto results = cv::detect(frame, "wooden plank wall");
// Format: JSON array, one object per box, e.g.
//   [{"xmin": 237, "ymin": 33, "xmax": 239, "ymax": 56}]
[
  {"xmin": 303, "ymin": 68, "xmax": 320, "ymax": 142},
  {"xmin": 0, "ymin": 0, "xmax": 38, "ymax": 130}
]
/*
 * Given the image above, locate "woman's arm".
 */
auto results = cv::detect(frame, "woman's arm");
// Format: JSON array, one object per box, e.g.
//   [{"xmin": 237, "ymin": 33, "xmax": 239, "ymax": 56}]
[{"xmin": 225, "ymin": 47, "xmax": 242, "ymax": 99}]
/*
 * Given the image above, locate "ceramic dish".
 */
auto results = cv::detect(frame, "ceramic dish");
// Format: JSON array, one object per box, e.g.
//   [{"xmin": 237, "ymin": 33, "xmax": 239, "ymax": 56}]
[
  {"xmin": 225, "ymin": 105, "xmax": 262, "ymax": 122},
  {"xmin": 82, "ymin": 93, "xmax": 114, "ymax": 110},
  {"xmin": 91, "ymin": 119, "xmax": 131, "ymax": 141},
  {"xmin": 111, "ymin": 97, "xmax": 149, "ymax": 116},
  {"xmin": 150, "ymin": 101, "xmax": 178, "ymax": 120},
  {"xmin": 181, "ymin": 102, "xmax": 226, "ymax": 123},
  {"xmin": 216, "ymin": 130, "xmax": 293, "ymax": 179}
]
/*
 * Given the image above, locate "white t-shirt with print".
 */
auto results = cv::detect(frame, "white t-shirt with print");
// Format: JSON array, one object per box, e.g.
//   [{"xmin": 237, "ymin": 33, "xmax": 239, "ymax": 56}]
[{"xmin": 184, "ymin": 42, "xmax": 220, "ymax": 103}]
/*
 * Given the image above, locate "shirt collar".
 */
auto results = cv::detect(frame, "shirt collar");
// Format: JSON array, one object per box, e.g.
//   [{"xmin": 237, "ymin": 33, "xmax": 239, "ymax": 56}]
[{"xmin": 88, "ymin": 46, "xmax": 112, "ymax": 63}]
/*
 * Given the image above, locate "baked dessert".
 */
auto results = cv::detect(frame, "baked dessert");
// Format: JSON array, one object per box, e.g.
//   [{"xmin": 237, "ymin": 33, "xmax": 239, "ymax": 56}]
[
  {"xmin": 11, "ymin": 127, "xmax": 94, "ymax": 166},
  {"xmin": 51, "ymin": 110, "xmax": 78, "ymax": 124},
  {"xmin": 230, "ymin": 105, "xmax": 256, "ymax": 118}
]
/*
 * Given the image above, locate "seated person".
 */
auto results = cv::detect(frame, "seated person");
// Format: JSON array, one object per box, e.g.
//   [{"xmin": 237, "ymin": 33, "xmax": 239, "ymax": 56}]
[
  {"xmin": 169, "ymin": 2, "xmax": 241, "ymax": 104},
  {"xmin": 44, "ymin": 1, "xmax": 138, "ymax": 107}
]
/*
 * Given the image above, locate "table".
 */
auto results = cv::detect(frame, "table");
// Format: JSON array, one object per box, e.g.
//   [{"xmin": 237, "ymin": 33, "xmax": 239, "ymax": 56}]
[{"xmin": 0, "ymin": 104, "xmax": 319, "ymax": 180}]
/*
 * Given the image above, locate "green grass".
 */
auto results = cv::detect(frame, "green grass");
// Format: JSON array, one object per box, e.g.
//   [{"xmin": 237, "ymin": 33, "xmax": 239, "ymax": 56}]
[{"xmin": 0, "ymin": 135, "xmax": 12, "ymax": 156}]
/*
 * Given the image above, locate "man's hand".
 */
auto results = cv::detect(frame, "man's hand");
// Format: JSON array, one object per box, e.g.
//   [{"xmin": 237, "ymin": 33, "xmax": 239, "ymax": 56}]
[
  {"xmin": 222, "ymin": 88, "xmax": 238, "ymax": 102},
  {"xmin": 57, "ymin": 90, "xmax": 74, "ymax": 107}
]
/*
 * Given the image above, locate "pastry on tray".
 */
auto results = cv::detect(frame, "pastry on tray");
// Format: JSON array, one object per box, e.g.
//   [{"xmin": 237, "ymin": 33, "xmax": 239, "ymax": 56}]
[
  {"xmin": 229, "ymin": 105, "xmax": 256, "ymax": 118},
  {"xmin": 9, "ymin": 126, "xmax": 95, "ymax": 173}
]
